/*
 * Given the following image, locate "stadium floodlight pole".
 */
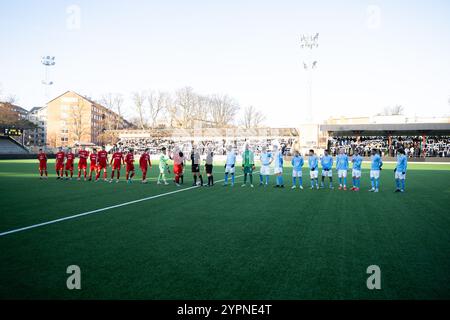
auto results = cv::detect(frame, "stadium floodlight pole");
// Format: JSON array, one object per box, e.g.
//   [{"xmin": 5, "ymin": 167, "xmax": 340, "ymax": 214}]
[
  {"xmin": 300, "ymin": 33, "xmax": 319, "ymax": 124},
  {"xmin": 41, "ymin": 56, "xmax": 56, "ymax": 99}
]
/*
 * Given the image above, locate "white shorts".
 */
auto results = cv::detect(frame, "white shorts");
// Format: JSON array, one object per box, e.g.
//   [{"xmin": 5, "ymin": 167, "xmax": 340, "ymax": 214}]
[
  {"xmin": 274, "ymin": 167, "xmax": 283, "ymax": 175},
  {"xmin": 292, "ymin": 170, "xmax": 302, "ymax": 177},
  {"xmin": 225, "ymin": 165, "xmax": 235, "ymax": 174},
  {"xmin": 352, "ymin": 169, "xmax": 361, "ymax": 178},
  {"xmin": 395, "ymin": 171, "xmax": 406, "ymax": 180},
  {"xmin": 322, "ymin": 169, "xmax": 332, "ymax": 177},
  {"xmin": 338, "ymin": 170, "xmax": 347, "ymax": 178},
  {"xmin": 310, "ymin": 170, "xmax": 318, "ymax": 179},
  {"xmin": 260, "ymin": 165, "xmax": 271, "ymax": 175},
  {"xmin": 370, "ymin": 170, "xmax": 380, "ymax": 179}
]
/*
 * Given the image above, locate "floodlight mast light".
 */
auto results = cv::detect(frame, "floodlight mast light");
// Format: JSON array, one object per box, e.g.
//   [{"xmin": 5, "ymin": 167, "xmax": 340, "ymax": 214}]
[
  {"xmin": 41, "ymin": 56, "xmax": 56, "ymax": 98},
  {"xmin": 300, "ymin": 33, "xmax": 319, "ymax": 123}
]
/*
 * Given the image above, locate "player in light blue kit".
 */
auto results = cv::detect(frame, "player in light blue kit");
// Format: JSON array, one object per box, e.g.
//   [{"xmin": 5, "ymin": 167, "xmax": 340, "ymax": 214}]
[
  {"xmin": 335, "ymin": 148, "xmax": 349, "ymax": 190},
  {"xmin": 320, "ymin": 149, "xmax": 333, "ymax": 189},
  {"xmin": 259, "ymin": 146, "xmax": 272, "ymax": 186},
  {"xmin": 223, "ymin": 145, "xmax": 236, "ymax": 186},
  {"xmin": 291, "ymin": 150, "xmax": 304, "ymax": 189},
  {"xmin": 308, "ymin": 149, "xmax": 319, "ymax": 190},
  {"xmin": 273, "ymin": 145, "xmax": 284, "ymax": 188},
  {"xmin": 351, "ymin": 149, "xmax": 363, "ymax": 191},
  {"xmin": 369, "ymin": 149, "xmax": 383, "ymax": 192},
  {"xmin": 394, "ymin": 148, "xmax": 408, "ymax": 192}
]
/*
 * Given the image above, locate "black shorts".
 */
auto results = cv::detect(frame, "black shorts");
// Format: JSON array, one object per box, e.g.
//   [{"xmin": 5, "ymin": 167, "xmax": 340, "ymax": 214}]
[
  {"xmin": 205, "ymin": 164, "xmax": 213, "ymax": 174},
  {"xmin": 191, "ymin": 164, "xmax": 200, "ymax": 173}
]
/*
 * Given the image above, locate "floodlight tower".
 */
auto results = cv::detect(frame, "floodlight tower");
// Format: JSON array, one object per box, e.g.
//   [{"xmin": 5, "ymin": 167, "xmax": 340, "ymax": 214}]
[
  {"xmin": 300, "ymin": 33, "xmax": 319, "ymax": 123},
  {"xmin": 41, "ymin": 56, "xmax": 56, "ymax": 99}
]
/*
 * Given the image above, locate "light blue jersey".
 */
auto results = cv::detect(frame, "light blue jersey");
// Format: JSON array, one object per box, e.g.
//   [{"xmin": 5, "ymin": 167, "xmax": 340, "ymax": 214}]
[
  {"xmin": 336, "ymin": 154, "xmax": 349, "ymax": 170},
  {"xmin": 321, "ymin": 155, "xmax": 333, "ymax": 170},
  {"xmin": 396, "ymin": 154, "xmax": 408, "ymax": 173},
  {"xmin": 226, "ymin": 151, "xmax": 236, "ymax": 165},
  {"xmin": 274, "ymin": 151, "xmax": 283, "ymax": 168},
  {"xmin": 352, "ymin": 155, "xmax": 363, "ymax": 170},
  {"xmin": 291, "ymin": 155, "xmax": 304, "ymax": 171},
  {"xmin": 308, "ymin": 155, "xmax": 318, "ymax": 171},
  {"xmin": 260, "ymin": 152, "xmax": 272, "ymax": 166},
  {"xmin": 371, "ymin": 154, "xmax": 383, "ymax": 170}
]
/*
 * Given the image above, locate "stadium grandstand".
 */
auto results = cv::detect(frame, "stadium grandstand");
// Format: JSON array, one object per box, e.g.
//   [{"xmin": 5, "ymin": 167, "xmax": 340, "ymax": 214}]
[
  {"xmin": 110, "ymin": 127, "xmax": 299, "ymax": 156},
  {"xmin": 321, "ymin": 123, "xmax": 450, "ymax": 159},
  {"xmin": 0, "ymin": 135, "xmax": 29, "ymax": 155}
]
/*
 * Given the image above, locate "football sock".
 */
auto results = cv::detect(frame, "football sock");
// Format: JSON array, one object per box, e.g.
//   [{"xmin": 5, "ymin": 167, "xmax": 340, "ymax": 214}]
[
  {"xmin": 299, "ymin": 177, "xmax": 303, "ymax": 186},
  {"xmin": 249, "ymin": 174, "xmax": 253, "ymax": 185},
  {"xmin": 231, "ymin": 173, "xmax": 235, "ymax": 184},
  {"xmin": 401, "ymin": 179, "xmax": 405, "ymax": 190},
  {"xmin": 343, "ymin": 177, "xmax": 346, "ymax": 186},
  {"xmin": 265, "ymin": 175, "xmax": 269, "ymax": 184},
  {"xmin": 224, "ymin": 173, "xmax": 228, "ymax": 183},
  {"xmin": 396, "ymin": 179, "xmax": 400, "ymax": 189},
  {"xmin": 199, "ymin": 175, "xmax": 203, "ymax": 185},
  {"xmin": 243, "ymin": 173, "xmax": 247, "ymax": 184},
  {"xmin": 371, "ymin": 178, "xmax": 375, "ymax": 188},
  {"xmin": 259, "ymin": 174, "xmax": 263, "ymax": 183},
  {"xmin": 293, "ymin": 177, "xmax": 297, "ymax": 186},
  {"xmin": 375, "ymin": 179, "xmax": 379, "ymax": 189},
  {"xmin": 193, "ymin": 175, "xmax": 197, "ymax": 184}
]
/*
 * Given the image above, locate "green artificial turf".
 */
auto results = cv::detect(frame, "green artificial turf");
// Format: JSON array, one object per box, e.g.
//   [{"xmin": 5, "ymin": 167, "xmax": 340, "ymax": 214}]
[{"xmin": 0, "ymin": 159, "xmax": 449, "ymax": 299}]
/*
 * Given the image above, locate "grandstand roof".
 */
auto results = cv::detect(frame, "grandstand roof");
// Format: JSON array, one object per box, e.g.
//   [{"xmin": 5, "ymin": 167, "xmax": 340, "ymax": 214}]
[
  {"xmin": 113, "ymin": 127, "xmax": 299, "ymax": 139},
  {"xmin": 320, "ymin": 123, "xmax": 450, "ymax": 136}
]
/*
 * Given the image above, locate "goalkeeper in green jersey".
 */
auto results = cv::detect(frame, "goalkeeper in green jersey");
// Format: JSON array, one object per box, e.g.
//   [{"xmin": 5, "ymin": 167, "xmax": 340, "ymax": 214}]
[
  {"xmin": 241, "ymin": 143, "xmax": 255, "ymax": 188},
  {"xmin": 157, "ymin": 147, "xmax": 170, "ymax": 185}
]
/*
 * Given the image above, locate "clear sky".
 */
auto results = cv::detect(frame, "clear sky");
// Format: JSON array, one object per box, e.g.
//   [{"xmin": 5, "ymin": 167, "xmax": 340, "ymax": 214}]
[{"xmin": 1, "ymin": 0, "xmax": 449, "ymax": 126}]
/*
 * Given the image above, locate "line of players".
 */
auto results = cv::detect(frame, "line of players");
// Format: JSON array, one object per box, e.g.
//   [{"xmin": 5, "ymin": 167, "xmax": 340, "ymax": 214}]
[
  {"xmin": 37, "ymin": 143, "xmax": 408, "ymax": 192},
  {"xmin": 37, "ymin": 146, "xmax": 152, "ymax": 184}
]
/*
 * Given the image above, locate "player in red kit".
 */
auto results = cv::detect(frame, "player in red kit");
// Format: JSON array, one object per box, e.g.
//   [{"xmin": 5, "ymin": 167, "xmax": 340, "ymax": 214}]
[
  {"xmin": 38, "ymin": 148, "xmax": 48, "ymax": 179},
  {"xmin": 65, "ymin": 147, "xmax": 75, "ymax": 180},
  {"xmin": 125, "ymin": 149, "xmax": 136, "ymax": 184},
  {"xmin": 55, "ymin": 147, "xmax": 65, "ymax": 179},
  {"xmin": 172, "ymin": 146, "xmax": 185, "ymax": 186},
  {"xmin": 88, "ymin": 148, "xmax": 98, "ymax": 181},
  {"xmin": 110, "ymin": 148, "xmax": 124, "ymax": 183},
  {"xmin": 96, "ymin": 146, "xmax": 109, "ymax": 182},
  {"xmin": 139, "ymin": 148, "xmax": 152, "ymax": 183},
  {"xmin": 77, "ymin": 146, "xmax": 89, "ymax": 181}
]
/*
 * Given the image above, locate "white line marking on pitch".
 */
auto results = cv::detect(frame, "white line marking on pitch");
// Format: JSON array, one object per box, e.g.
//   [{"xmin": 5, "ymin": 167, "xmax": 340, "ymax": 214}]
[{"xmin": 0, "ymin": 172, "xmax": 254, "ymax": 238}]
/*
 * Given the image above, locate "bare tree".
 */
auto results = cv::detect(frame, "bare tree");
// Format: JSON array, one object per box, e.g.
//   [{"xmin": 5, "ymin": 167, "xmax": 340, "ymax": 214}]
[
  {"xmin": 131, "ymin": 91, "xmax": 147, "ymax": 130},
  {"xmin": 68, "ymin": 98, "xmax": 90, "ymax": 143},
  {"xmin": 208, "ymin": 94, "xmax": 239, "ymax": 127},
  {"xmin": 380, "ymin": 105, "xmax": 404, "ymax": 116},
  {"xmin": 242, "ymin": 106, "xmax": 265, "ymax": 128},
  {"xmin": 175, "ymin": 87, "xmax": 199, "ymax": 129},
  {"xmin": 100, "ymin": 93, "xmax": 124, "ymax": 129},
  {"xmin": 147, "ymin": 90, "xmax": 169, "ymax": 128}
]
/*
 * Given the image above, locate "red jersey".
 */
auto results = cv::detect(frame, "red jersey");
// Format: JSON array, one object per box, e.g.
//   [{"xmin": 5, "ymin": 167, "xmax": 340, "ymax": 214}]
[
  {"xmin": 139, "ymin": 153, "xmax": 151, "ymax": 167},
  {"xmin": 112, "ymin": 152, "xmax": 124, "ymax": 165},
  {"xmin": 90, "ymin": 153, "xmax": 98, "ymax": 165},
  {"xmin": 38, "ymin": 152, "xmax": 47, "ymax": 163},
  {"xmin": 55, "ymin": 151, "xmax": 65, "ymax": 164},
  {"xmin": 78, "ymin": 150, "xmax": 89, "ymax": 163},
  {"xmin": 97, "ymin": 150, "xmax": 108, "ymax": 164},
  {"xmin": 125, "ymin": 153, "xmax": 134, "ymax": 165},
  {"xmin": 66, "ymin": 153, "xmax": 75, "ymax": 165}
]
